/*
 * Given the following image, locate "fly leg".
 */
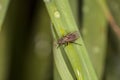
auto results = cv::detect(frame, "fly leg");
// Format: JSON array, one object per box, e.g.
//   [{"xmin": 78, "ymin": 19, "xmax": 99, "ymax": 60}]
[
  {"xmin": 64, "ymin": 42, "xmax": 69, "ymax": 47},
  {"xmin": 70, "ymin": 41, "xmax": 82, "ymax": 46}
]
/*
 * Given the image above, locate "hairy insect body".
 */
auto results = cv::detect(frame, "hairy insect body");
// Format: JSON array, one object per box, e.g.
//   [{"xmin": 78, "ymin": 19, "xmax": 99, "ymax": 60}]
[{"xmin": 57, "ymin": 31, "xmax": 80, "ymax": 47}]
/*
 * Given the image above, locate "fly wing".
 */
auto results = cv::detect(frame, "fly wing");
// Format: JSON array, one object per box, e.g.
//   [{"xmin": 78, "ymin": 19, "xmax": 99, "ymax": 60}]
[{"xmin": 65, "ymin": 31, "xmax": 80, "ymax": 42}]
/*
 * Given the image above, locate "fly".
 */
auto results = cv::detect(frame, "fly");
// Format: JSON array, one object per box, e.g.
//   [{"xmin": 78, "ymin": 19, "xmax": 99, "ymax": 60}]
[{"xmin": 57, "ymin": 31, "xmax": 81, "ymax": 47}]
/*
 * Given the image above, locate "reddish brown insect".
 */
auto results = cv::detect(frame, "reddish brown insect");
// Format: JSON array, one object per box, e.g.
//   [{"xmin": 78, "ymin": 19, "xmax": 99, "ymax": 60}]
[{"xmin": 57, "ymin": 31, "xmax": 80, "ymax": 47}]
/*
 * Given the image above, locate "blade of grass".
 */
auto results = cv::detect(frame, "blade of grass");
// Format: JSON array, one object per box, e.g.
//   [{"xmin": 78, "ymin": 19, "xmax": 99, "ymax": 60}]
[
  {"xmin": 43, "ymin": 0, "xmax": 98, "ymax": 80},
  {"xmin": 102, "ymin": 0, "xmax": 120, "ymax": 80},
  {"xmin": 0, "ymin": 0, "xmax": 10, "ymax": 80},
  {"xmin": 52, "ymin": 26, "xmax": 74, "ymax": 80},
  {"xmin": 69, "ymin": 0, "xmax": 79, "ymax": 25},
  {"xmin": 0, "ymin": 0, "xmax": 10, "ymax": 31},
  {"xmin": 20, "ymin": 1, "xmax": 53, "ymax": 80},
  {"xmin": 82, "ymin": 0, "xmax": 107, "ymax": 79},
  {"xmin": 54, "ymin": 45, "xmax": 74, "ymax": 80},
  {"xmin": 0, "ymin": 32, "xmax": 8, "ymax": 80},
  {"xmin": 54, "ymin": 65, "xmax": 62, "ymax": 80},
  {"xmin": 98, "ymin": 0, "xmax": 120, "ymax": 38}
]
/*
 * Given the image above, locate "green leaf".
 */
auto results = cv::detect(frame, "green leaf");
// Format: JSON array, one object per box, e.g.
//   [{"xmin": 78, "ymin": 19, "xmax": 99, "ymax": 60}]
[
  {"xmin": 0, "ymin": 0, "xmax": 9, "ymax": 31},
  {"xmin": 82, "ymin": 0, "xmax": 107, "ymax": 78},
  {"xmin": 44, "ymin": 0, "xmax": 98, "ymax": 80}
]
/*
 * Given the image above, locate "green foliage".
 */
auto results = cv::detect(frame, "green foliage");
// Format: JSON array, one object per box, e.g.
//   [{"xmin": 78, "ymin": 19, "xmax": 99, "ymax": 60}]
[
  {"xmin": 0, "ymin": 0, "xmax": 10, "ymax": 80},
  {"xmin": 0, "ymin": 0, "xmax": 9, "ymax": 31},
  {"xmin": 82, "ymin": 0, "xmax": 107, "ymax": 79},
  {"xmin": 1, "ymin": 0, "xmax": 120, "ymax": 80},
  {"xmin": 44, "ymin": 0, "xmax": 98, "ymax": 80}
]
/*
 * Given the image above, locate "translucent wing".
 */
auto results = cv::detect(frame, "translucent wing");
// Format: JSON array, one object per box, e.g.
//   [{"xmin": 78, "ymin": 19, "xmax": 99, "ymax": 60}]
[{"xmin": 64, "ymin": 31, "xmax": 80, "ymax": 42}]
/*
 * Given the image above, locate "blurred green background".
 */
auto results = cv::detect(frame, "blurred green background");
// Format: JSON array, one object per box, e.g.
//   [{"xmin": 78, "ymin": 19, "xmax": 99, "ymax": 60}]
[{"xmin": 0, "ymin": 0, "xmax": 120, "ymax": 80}]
